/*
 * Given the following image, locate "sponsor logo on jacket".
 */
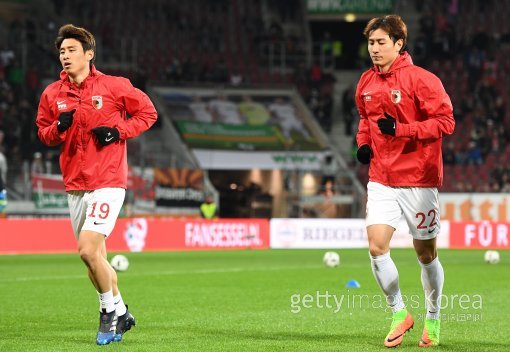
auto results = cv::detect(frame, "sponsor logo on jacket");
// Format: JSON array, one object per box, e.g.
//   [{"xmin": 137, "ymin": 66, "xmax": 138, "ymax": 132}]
[{"xmin": 56, "ymin": 100, "xmax": 67, "ymax": 110}]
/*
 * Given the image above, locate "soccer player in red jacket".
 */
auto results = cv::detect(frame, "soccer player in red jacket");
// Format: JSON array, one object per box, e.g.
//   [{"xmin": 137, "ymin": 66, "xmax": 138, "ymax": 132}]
[
  {"xmin": 355, "ymin": 15, "xmax": 455, "ymax": 348},
  {"xmin": 36, "ymin": 24, "xmax": 157, "ymax": 345}
]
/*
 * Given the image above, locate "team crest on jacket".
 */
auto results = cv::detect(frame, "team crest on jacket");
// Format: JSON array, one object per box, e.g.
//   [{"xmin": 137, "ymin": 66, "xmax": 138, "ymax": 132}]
[
  {"xmin": 92, "ymin": 96, "xmax": 103, "ymax": 110},
  {"xmin": 391, "ymin": 90, "xmax": 401, "ymax": 104}
]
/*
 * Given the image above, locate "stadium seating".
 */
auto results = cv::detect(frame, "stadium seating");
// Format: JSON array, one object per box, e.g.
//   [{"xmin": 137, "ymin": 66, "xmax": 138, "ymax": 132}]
[{"xmin": 2, "ymin": 0, "xmax": 510, "ymax": 200}]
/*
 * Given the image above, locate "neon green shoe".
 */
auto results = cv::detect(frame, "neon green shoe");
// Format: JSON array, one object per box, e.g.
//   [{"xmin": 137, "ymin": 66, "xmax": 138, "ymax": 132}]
[
  {"xmin": 384, "ymin": 309, "xmax": 414, "ymax": 348},
  {"xmin": 419, "ymin": 318, "xmax": 440, "ymax": 347}
]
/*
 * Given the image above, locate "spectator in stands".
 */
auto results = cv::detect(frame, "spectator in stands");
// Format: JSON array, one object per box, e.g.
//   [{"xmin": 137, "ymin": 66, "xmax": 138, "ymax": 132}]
[
  {"xmin": 320, "ymin": 154, "xmax": 338, "ymax": 186},
  {"xmin": 316, "ymin": 179, "xmax": 337, "ymax": 218},
  {"xmin": 0, "ymin": 140, "xmax": 7, "ymax": 214},
  {"xmin": 30, "ymin": 151, "xmax": 44, "ymax": 174},
  {"xmin": 342, "ymin": 85, "xmax": 356, "ymax": 136},
  {"xmin": 320, "ymin": 91, "xmax": 333, "ymax": 133},
  {"xmin": 321, "ymin": 32, "xmax": 333, "ymax": 69},
  {"xmin": 0, "ymin": 155, "xmax": 6, "ymax": 214},
  {"xmin": 355, "ymin": 15, "xmax": 454, "ymax": 348},
  {"xmin": 6, "ymin": 59, "xmax": 24, "ymax": 97},
  {"xmin": 465, "ymin": 141, "xmax": 483, "ymax": 165},
  {"xmin": 0, "ymin": 144, "xmax": 6, "ymax": 186},
  {"xmin": 165, "ymin": 56, "xmax": 182, "ymax": 82},
  {"xmin": 309, "ymin": 61, "xmax": 322, "ymax": 89},
  {"xmin": 229, "ymin": 71, "xmax": 243, "ymax": 86},
  {"xmin": 35, "ymin": 24, "xmax": 157, "ymax": 345},
  {"xmin": 443, "ymin": 141, "xmax": 457, "ymax": 165},
  {"xmin": 200, "ymin": 194, "xmax": 218, "ymax": 219},
  {"xmin": 0, "ymin": 46, "xmax": 15, "ymax": 67}
]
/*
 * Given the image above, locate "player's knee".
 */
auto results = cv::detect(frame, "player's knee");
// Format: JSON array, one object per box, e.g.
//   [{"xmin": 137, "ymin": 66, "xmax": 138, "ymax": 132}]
[
  {"xmin": 79, "ymin": 247, "xmax": 101, "ymax": 267},
  {"xmin": 417, "ymin": 252, "xmax": 436, "ymax": 264},
  {"xmin": 369, "ymin": 243, "xmax": 388, "ymax": 257}
]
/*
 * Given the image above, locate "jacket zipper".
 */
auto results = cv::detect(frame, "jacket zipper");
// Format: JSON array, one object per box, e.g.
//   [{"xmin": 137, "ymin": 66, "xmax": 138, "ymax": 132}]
[{"xmin": 78, "ymin": 85, "xmax": 87, "ymax": 189}]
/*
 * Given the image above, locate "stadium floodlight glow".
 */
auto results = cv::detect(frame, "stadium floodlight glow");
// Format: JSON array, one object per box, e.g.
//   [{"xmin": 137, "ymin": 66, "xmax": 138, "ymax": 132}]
[{"xmin": 345, "ymin": 13, "xmax": 356, "ymax": 22}]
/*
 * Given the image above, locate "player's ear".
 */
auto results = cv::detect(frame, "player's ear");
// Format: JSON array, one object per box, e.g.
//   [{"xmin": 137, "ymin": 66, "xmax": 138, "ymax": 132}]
[
  {"xmin": 395, "ymin": 39, "xmax": 403, "ymax": 53},
  {"xmin": 85, "ymin": 50, "xmax": 94, "ymax": 62}
]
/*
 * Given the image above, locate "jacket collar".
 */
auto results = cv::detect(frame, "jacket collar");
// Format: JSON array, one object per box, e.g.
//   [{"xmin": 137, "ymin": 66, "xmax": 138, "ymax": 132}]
[
  {"xmin": 59, "ymin": 64, "xmax": 102, "ymax": 86},
  {"xmin": 372, "ymin": 51, "xmax": 413, "ymax": 76}
]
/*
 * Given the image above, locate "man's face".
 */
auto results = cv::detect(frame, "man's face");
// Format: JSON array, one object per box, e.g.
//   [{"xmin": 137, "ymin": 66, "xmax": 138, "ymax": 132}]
[
  {"xmin": 59, "ymin": 38, "xmax": 93, "ymax": 76},
  {"xmin": 367, "ymin": 28, "xmax": 402, "ymax": 72}
]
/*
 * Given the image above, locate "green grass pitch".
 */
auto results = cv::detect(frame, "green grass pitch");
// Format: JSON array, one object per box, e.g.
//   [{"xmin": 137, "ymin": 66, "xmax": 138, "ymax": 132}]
[{"xmin": 0, "ymin": 249, "xmax": 507, "ymax": 351}]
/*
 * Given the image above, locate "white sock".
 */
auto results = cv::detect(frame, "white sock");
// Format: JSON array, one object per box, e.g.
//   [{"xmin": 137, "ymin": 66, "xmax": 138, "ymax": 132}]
[
  {"xmin": 370, "ymin": 252, "xmax": 405, "ymax": 313},
  {"xmin": 99, "ymin": 290, "xmax": 115, "ymax": 313},
  {"xmin": 114, "ymin": 293, "xmax": 127, "ymax": 316},
  {"xmin": 419, "ymin": 257, "xmax": 444, "ymax": 320},
  {"xmin": 96, "ymin": 291, "xmax": 102, "ymax": 311}
]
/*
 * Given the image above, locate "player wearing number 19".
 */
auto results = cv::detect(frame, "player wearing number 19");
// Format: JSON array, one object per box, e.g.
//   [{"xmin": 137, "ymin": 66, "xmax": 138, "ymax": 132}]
[
  {"xmin": 354, "ymin": 15, "xmax": 455, "ymax": 348},
  {"xmin": 36, "ymin": 24, "xmax": 157, "ymax": 345}
]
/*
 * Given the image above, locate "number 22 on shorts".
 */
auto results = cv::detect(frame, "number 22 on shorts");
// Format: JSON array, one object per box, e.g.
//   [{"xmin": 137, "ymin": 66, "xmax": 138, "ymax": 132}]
[{"xmin": 416, "ymin": 209, "xmax": 437, "ymax": 233}]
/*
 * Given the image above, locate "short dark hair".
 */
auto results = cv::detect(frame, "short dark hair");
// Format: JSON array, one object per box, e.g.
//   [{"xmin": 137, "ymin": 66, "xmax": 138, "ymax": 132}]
[
  {"xmin": 363, "ymin": 15, "xmax": 407, "ymax": 54},
  {"xmin": 55, "ymin": 24, "xmax": 96, "ymax": 63}
]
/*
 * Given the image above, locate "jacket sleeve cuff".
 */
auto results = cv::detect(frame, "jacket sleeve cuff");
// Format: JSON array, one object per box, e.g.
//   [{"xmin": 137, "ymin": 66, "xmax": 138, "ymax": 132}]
[
  {"xmin": 53, "ymin": 121, "xmax": 65, "ymax": 138},
  {"xmin": 114, "ymin": 123, "xmax": 126, "ymax": 140},
  {"xmin": 395, "ymin": 122, "xmax": 416, "ymax": 138}
]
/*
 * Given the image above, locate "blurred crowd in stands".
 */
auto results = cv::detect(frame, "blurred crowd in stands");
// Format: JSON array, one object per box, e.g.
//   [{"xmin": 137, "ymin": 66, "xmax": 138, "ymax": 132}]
[
  {"xmin": 2, "ymin": 0, "xmax": 510, "ymax": 195},
  {"xmin": 358, "ymin": 0, "xmax": 510, "ymax": 192},
  {"xmin": 415, "ymin": 0, "xmax": 510, "ymax": 192}
]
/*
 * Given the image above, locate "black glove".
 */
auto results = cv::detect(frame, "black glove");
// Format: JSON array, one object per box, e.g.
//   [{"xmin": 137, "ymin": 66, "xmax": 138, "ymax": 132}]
[
  {"xmin": 377, "ymin": 112, "xmax": 396, "ymax": 136},
  {"xmin": 356, "ymin": 144, "xmax": 372, "ymax": 164},
  {"xmin": 57, "ymin": 109, "xmax": 75, "ymax": 133},
  {"xmin": 91, "ymin": 126, "xmax": 120, "ymax": 146}
]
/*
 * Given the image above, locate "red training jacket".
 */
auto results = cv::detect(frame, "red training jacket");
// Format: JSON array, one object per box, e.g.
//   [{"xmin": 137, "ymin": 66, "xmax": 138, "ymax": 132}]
[
  {"xmin": 355, "ymin": 52, "xmax": 455, "ymax": 187},
  {"xmin": 36, "ymin": 65, "xmax": 158, "ymax": 191}
]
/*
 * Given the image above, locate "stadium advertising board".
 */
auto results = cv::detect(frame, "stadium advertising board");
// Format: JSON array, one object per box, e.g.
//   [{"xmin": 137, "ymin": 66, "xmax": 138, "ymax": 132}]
[
  {"xmin": 175, "ymin": 121, "xmax": 283, "ymax": 150},
  {"xmin": 0, "ymin": 218, "xmax": 270, "ymax": 254},
  {"xmin": 154, "ymin": 168, "xmax": 204, "ymax": 207},
  {"xmin": 449, "ymin": 221, "xmax": 510, "ymax": 249},
  {"xmin": 270, "ymin": 219, "xmax": 450, "ymax": 249},
  {"xmin": 193, "ymin": 150, "xmax": 327, "ymax": 170},
  {"xmin": 31, "ymin": 173, "xmax": 67, "ymax": 209},
  {"xmin": 270, "ymin": 219, "xmax": 367, "ymax": 248},
  {"xmin": 306, "ymin": 0, "xmax": 395, "ymax": 14},
  {"xmin": 270, "ymin": 218, "xmax": 367, "ymax": 249},
  {"xmin": 441, "ymin": 193, "xmax": 510, "ymax": 221},
  {"xmin": 156, "ymin": 87, "xmax": 322, "ymax": 152}
]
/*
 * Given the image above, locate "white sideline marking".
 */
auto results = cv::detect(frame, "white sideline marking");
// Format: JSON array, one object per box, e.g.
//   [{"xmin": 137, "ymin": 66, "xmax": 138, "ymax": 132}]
[{"xmin": 1, "ymin": 265, "xmax": 322, "ymax": 283}]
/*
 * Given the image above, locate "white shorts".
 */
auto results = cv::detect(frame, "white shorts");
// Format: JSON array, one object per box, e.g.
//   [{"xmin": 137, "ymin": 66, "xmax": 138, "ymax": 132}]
[
  {"xmin": 67, "ymin": 188, "xmax": 126, "ymax": 240},
  {"xmin": 366, "ymin": 181, "xmax": 440, "ymax": 240}
]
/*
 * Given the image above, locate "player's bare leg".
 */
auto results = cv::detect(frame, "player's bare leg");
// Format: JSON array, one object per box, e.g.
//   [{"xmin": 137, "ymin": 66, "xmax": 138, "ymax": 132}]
[
  {"xmin": 84, "ymin": 236, "xmax": 134, "ymax": 342},
  {"xmin": 87, "ymin": 242, "xmax": 119, "ymax": 296},
  {"xmin": 78, "ymin": 230, "xmax": 116, "ymax": 345}
]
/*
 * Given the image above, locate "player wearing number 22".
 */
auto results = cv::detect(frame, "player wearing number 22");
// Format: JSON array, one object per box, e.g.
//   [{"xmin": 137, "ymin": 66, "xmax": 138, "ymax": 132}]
[
  {"xmin": 355, "ymin": 15, "xmax": 455, "ymax": 348},
  {"xmin": 36, "ymin": 24, "xmax": 157, "ymax": 345}
]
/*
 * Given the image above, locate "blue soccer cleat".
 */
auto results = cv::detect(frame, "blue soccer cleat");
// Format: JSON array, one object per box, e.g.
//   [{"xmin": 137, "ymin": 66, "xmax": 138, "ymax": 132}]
[
  {"xmin": 96, "ymin": 309, "xmax": 117, "ymax": 345},
  {"xmin": 114, "ymin": 306, "xmax": 136, "ymax": 342}
]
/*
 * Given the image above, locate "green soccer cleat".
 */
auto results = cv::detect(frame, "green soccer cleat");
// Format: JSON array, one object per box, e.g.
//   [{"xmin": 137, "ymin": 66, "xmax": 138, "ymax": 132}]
[
  {"xmin": 419, "ymin": 318, "xmax": 440, "ymax": 347},
  {"xmin": 384, "ymin": 309, "xmax": 414, "ymax": 348}
]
